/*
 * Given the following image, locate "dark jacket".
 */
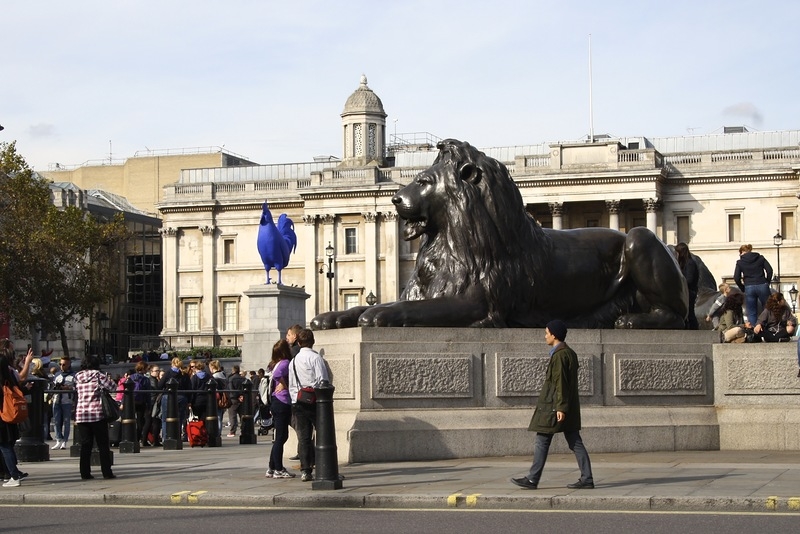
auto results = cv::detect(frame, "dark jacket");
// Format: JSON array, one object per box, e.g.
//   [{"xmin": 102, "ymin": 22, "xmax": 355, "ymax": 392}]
[
  {"xmin": 189, "ymin": 372, "xmax": 211, "ymax": 408},
  {"xmin": 733, "ymin": 252, "xmax": 773, "ymax": 291},
  {"xmin": 158, "ymin": 367, "xmax": 192, "ymax": 398},
  {"xmin": 528, "ymin": 342, "xmax": 582, "ymax": 434}
]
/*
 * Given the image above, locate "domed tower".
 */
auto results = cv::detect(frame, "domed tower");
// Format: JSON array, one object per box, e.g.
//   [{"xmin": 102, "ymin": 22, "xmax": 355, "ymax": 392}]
[{"xmin": 340, "ymin": 75, "xmax": 387, "ymax": 167}]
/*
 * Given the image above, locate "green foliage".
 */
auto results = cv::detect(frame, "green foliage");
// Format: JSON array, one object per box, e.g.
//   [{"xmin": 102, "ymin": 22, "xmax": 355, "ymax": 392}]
[
  {"xmin": 0, "ymin": 142, "xmax": 129, "ymax": 356},
  {"xmin": 177, "ymin": 347, "xmax": 242, "ymax": 360}
]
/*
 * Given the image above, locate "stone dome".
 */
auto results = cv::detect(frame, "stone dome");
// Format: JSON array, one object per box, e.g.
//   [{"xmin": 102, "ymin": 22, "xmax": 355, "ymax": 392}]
[{"xmin": 342, "ymin": 74, "xmax": 386, "ymax": 117}]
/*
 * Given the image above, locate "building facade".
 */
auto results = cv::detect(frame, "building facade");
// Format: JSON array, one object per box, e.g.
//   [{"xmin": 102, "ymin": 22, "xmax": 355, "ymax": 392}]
[{"xmin": 45, "ymin": 77, "xmax": 800, "ymax": 349}]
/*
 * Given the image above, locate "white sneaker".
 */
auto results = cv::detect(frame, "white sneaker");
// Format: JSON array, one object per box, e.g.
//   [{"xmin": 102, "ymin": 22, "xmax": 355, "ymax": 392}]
[
  {"xmin": 51, "ymin": 440, "xmax": 62, "ymax": 450},
  {"xmin": 272, "ymin": 469, "xmax": 296, "ymax": 479},
  {"xmin": 265, "ymin": 469, "xmax": 274, "ymax": 478},
  {"xmin": 3, "ymin": 478, "xmax": 20, "ymax": 488},
  {"xmin": 59, "ymin": 441, "xmax": 67, "ymax": 450}
]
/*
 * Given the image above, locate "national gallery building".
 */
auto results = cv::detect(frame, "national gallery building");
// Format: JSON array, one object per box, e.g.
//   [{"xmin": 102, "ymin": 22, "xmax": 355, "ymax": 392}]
[{"xmin": 43, "ymin": 76, "xmax": 800, "ymax": 352}]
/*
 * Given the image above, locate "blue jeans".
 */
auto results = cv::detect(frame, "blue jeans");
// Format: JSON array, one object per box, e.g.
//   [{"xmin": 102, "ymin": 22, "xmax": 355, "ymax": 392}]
[
  {"xmin": 53, "ymin": 403, "xmax": 72, "ymax": 441},
  {"xmin": 526, "ymin": 431, "xmax": 593, "ymax": 485},
  {"xmin": 745, "ymin": 283, "xmax": 771, "ymax": 327},
  {"xmin": 0, "ymin": 442, "xmax": 22, "ymax": 479},
  {"xmin": 268, "ymin": 399, "xmax": 292, "ymax": 471}
]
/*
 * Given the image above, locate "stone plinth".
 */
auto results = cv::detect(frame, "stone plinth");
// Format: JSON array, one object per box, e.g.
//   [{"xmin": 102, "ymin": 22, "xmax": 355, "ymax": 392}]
[
  {"xmin": 242, "ymin": 284, "xmax": 309, "ymax": 371},
  {"xmin": 312, "ymin": 327, "xmax": 722, "ymax": 462}
]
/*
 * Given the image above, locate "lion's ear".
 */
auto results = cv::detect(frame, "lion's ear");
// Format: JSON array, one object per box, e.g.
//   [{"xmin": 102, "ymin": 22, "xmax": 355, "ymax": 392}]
[{"xmin": 459, "ymin": 163, "xmax": 482, "ymax": 185}]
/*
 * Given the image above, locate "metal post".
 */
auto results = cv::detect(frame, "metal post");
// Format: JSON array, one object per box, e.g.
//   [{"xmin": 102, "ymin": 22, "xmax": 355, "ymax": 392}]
[
  {"xmin": 205, "ymin": 379, "xmax": 221, "ymax": 447},
  {"xmin": 119, "ymin": 378, "xmax": 140, "ymax": 453},
  {"xmin": 238, "ymin": 380, "xmax": 257, "ymax": 444},
  {"xmin": 327, "ymin": 255, "xmax": 334, "ymax": 312},
  {"xmin": 14, "ymin": 376, "xmax": 50, "ymax": 462},
  {"xmin": 163, "ymin": 378, "xmax": 182, "ymax": 450},
  {"xmin": 312, "ymin": 379, "xmax": 342, "ymax": 490}
]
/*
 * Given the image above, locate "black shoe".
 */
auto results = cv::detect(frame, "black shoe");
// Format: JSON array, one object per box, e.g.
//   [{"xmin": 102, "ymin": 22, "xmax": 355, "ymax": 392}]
[
  {"xmin": 797, "ymin": 368, "xmax": 800, "ymax": 378},
  {"xmin": 510, "ymin": 477, "xmax": 537, "ymax": 489},
  {"xmin": 141, "ymin": 441, "xmax": 151, "ymax": 447},
  {"xmin": 17, "ymin": 472, "xmax": 28, "ymax": 481},
  {"xmin": 81, "ymin": 474, "xmax": 94, "ymax": 480},
  {"xmin": 103, "ymin": 473, "xmax": 116, "ymax": 480},
  {"xmin": 567, "ymin": 480, "xmax": 594, "ymax": 489}
]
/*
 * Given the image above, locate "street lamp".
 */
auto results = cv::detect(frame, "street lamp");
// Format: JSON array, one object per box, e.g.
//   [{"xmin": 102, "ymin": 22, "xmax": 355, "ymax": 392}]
[
  {"xmin": 790, "ymin": 285, "xmax": 798, "ymax": 314},
  {"xmin": 773, "ymin": 230, "xmax": 783, "ymax": 291},
  {"xmin": 318, "ymin": 242, "xmax": 335, "ymax": 312},
  {"xmin": 366, "ymin": 291, "xmax": 378, "ymax": 306}
]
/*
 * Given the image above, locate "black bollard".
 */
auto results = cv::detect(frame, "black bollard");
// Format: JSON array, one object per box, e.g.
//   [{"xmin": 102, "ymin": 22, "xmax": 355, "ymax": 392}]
[
  {"xmin": 205, "ymin": 379, "xmax": 221, "ymax": 447},
  {"xmin": 14, "ymin": 376, "xmax": 50, "ymax": 462},
  {"xmin": 163, "ymin": 378, "xmax": 182, "ymax": 450},
  {"xmin": 238, "ymin": 380, "xmax": 257, "ymax": 445},
  {"xmin": 312, "ymin": 380, "xmax": 342, "ymax": 490},
  {"xmin": 119, "ymin": 378, "xmax": 140, "ymax": 453}
]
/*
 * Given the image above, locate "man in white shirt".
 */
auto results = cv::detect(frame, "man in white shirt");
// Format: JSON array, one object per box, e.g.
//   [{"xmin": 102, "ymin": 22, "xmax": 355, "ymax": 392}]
[{"xmin": 288, "ymin": 329, "xmax": 329, "ymax": 482}]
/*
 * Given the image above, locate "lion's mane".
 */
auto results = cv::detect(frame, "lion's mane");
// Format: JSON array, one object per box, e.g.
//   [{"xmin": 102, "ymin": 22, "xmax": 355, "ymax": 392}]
[{"xmin": 406, "ymin": 139, "xmax": 550, "ymax": 326}]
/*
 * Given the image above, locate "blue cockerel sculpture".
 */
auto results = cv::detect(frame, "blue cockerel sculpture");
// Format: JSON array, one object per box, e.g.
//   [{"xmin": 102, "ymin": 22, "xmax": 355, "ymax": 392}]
[{"xmin": 257, "ymin": 201, "xmax": 297, "ymax": 285}]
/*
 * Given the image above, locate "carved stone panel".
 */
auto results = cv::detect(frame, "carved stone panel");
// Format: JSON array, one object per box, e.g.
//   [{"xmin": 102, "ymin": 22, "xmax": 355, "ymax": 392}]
[
  {"xmin": 496, "ymin": 354, "xmax": 594, "ymax": 397},
  {"xmin": 371, "ymin": 353, "xmax": 473, "ymax": 398},
  {"xmin": 614, "ymin": 353, "xmax": 706, "ymax": 396}
]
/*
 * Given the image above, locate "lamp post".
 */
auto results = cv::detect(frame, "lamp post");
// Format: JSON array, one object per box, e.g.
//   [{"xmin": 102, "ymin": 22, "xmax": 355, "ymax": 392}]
[
  {"xmin": 318, "ymin": 242, "xmax": 335, "ymax": 312},
  {"xmin": 790, "ymin": 285, "xmax": 798, "ymax": 314},
  {"xmin": 773, "ymin": 230, "xmax": 783, "ymax": 291},
  {"xmin": 97, "ymin": 312, "xmax": 110, "ymax": 360},
  {"xmin": 366, "ymin": 291, "xmax": 377, "ymax": 306}
]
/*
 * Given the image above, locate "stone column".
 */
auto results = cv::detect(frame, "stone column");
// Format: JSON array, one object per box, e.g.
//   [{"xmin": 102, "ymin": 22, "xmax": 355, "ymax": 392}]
[
  {"xmin": 199, "ymin": 225, "xmax": 216, "ymax": 339},
  {"xmin": 303, "ymin": 215, "xmax": 318, "ymax": 323},
  {"xmin": 643, "ymin": 198, "xmax": 661, "ymax": 235},
  {"xmin": 363, "ymin": 212, "xmax": 378, "ymax": 300},
  {"xmin": 159, "ymin": 227, "xmax": 178, "ymax": 335},
  {"xmin": 549, "ymin": 202, "xmax": 564, "ymax": 230},
  {"xmin": 605, "ymin": 200, "xmax": 621, "ymax": 231},
  {"xmin": 382, "ymin": 212, "xmax": 399, "ymax": 301}
]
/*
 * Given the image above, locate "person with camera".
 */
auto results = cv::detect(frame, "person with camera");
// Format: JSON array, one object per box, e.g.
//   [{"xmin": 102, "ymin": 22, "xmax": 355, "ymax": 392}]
[{"xmin": 52, "ymin": 356, "xmax": 76, "ymax": 450}]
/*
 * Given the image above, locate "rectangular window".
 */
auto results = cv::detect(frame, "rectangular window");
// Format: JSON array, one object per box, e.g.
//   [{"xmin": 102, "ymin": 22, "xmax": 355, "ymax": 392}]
[
  {"xmin": 223, "ymin": 238, "xmax": 235, "ymax": 264},
  {"xmin": 343, "ymin": 293, "xmax": 359, "ymax": 310},
  {"xmin": 222, "ymin": 301, "xmax": 237, "ymax": 331},
  {"xmin": 781, "ymin": 212, "xmax": 796, "ymax": 240},
  {"xmin": 728, "ymin": 214, "xmax": 741, "ymax": 243},
  {"xmin": 345, "ymin": 227, "xmax": 357, "ymax": 254},
  {"xmin": 184, "ymin": 301, "xmax": 199, "ymax": 332},
  {"xmin": 676, "ymin": 215, "xmax": 690, "ymax": 244}
]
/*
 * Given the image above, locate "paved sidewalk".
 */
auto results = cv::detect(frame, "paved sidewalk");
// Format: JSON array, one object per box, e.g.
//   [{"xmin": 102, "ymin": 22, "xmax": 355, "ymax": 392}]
[{"xmin": 2, "ymin": 441, "xmax": 800, "ymax": 513}]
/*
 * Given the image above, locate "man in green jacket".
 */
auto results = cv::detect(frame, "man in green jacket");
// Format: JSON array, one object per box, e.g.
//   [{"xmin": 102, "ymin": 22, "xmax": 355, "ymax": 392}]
[{"xmin": 511, "ymin": 319, "xmax": 594, "ymax": 490}]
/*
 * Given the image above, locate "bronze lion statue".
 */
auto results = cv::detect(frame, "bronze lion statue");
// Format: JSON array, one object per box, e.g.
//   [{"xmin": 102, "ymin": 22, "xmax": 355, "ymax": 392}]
[{"xmin": 311, "ymin": 139, "xmax": 688, "ymax": 329}]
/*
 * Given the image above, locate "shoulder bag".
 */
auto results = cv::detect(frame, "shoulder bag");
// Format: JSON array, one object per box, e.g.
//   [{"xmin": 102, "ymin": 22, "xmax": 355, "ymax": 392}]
[
  {"xmin": 292, "ymin": 361, "xmax": 316, "ymax": 406},
  {"xmin": 98, "ymin": 379, "xmax": 121, "ymax": 423}
]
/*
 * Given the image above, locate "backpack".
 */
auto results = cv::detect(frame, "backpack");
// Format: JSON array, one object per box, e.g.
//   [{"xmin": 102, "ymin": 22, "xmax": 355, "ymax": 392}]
[
  {"xmin": 1, "ymin": 381, "xmax": 29, "ymax": 424},
  {"xmin": 132, "ymin": 373, "xmax": 151, "ymax": 404}
]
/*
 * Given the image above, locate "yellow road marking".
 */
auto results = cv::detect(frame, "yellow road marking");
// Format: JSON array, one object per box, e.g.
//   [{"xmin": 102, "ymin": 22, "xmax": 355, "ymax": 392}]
[
  {"xmin": 466, "ymin": 494, "xmax": 481, "ymax": 507},
  {"xmin": 188, "ymin": 491, "xmax": 207, "ymax": 504},
  {"xmin": 447, "ymin": 493, "xmax": 462, "ymax": 507},
  {"xmin": 170, "ymin": 491, "xmax": 191, "ymax": 504},
  {"xmin": 788, "ymin": 497, "xmax": 800, "ymax": 511},
  {"xmin": 766, "ymin": 496, "xmax": 778, "ymax": 510}
]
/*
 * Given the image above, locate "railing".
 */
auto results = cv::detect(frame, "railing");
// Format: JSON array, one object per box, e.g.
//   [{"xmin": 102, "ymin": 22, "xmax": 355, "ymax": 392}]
[
  {"xmin": 664, "ymin": 153, "xmax": 702, "ymax": 165},
  {"xmin": 524, "ymin": 155, "xmax": 550, "ymax": 168},
  {"xmin": 711, "ymin": 151, "xmax": 754, "ymax": 163}
]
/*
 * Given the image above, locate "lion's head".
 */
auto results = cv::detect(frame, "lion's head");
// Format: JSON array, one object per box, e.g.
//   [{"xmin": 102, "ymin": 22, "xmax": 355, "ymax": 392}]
[{"xmin": 391, "ymin": 139, "xmax": 547, "ymax": 326}]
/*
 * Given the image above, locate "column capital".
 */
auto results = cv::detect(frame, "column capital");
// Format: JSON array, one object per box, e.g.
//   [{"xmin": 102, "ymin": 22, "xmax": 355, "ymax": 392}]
[
  {"xmin": 159, "ymin": 227, "xmax": 178, "ymax": 237},
  {"xmin": 643, "ymin": 198, "xmax": 662, "ymax": 213},
  {"xmin": 548, "ymin": 202, "xmax": 564, "ymax": 217},
  {"xmin": 302, "ymin": 214, "xmax": 317, "ymax": 226},
  {"xmin": 382, "ymin": 211, "xmax": 398, "ymax": 222},
  {"xmin": 321, "ymin": 214, "xmax": 336, "ymax": 225},
  {"xmin": 362, "ymin": 212, "xmax": 377, "ymax": 223},
  {"xmin": 199, "ymin": 225, "xmax": 215, "ymax": 236},
  {"xmin": 605, "ymin": 200, "xmax": 621, "ymax": 214}
]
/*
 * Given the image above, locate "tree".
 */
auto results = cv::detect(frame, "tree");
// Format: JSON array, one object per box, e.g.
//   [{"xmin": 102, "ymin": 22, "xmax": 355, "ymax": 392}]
[{"xmin": 0, "ymin": 142, "xmax": 129, "ymax": 356}]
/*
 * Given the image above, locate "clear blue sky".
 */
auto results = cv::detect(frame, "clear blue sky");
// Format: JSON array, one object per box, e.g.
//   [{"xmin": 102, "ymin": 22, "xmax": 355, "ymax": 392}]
[{"xmin": 3, "ymin": 0, "xmax": 799, "ymax": 170}]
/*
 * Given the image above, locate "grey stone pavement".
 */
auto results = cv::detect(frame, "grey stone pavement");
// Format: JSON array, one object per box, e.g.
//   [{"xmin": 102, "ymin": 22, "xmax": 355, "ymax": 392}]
[{"xmin": 2, "ymin": 438, "xmax": 800, "ymax": 513}]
